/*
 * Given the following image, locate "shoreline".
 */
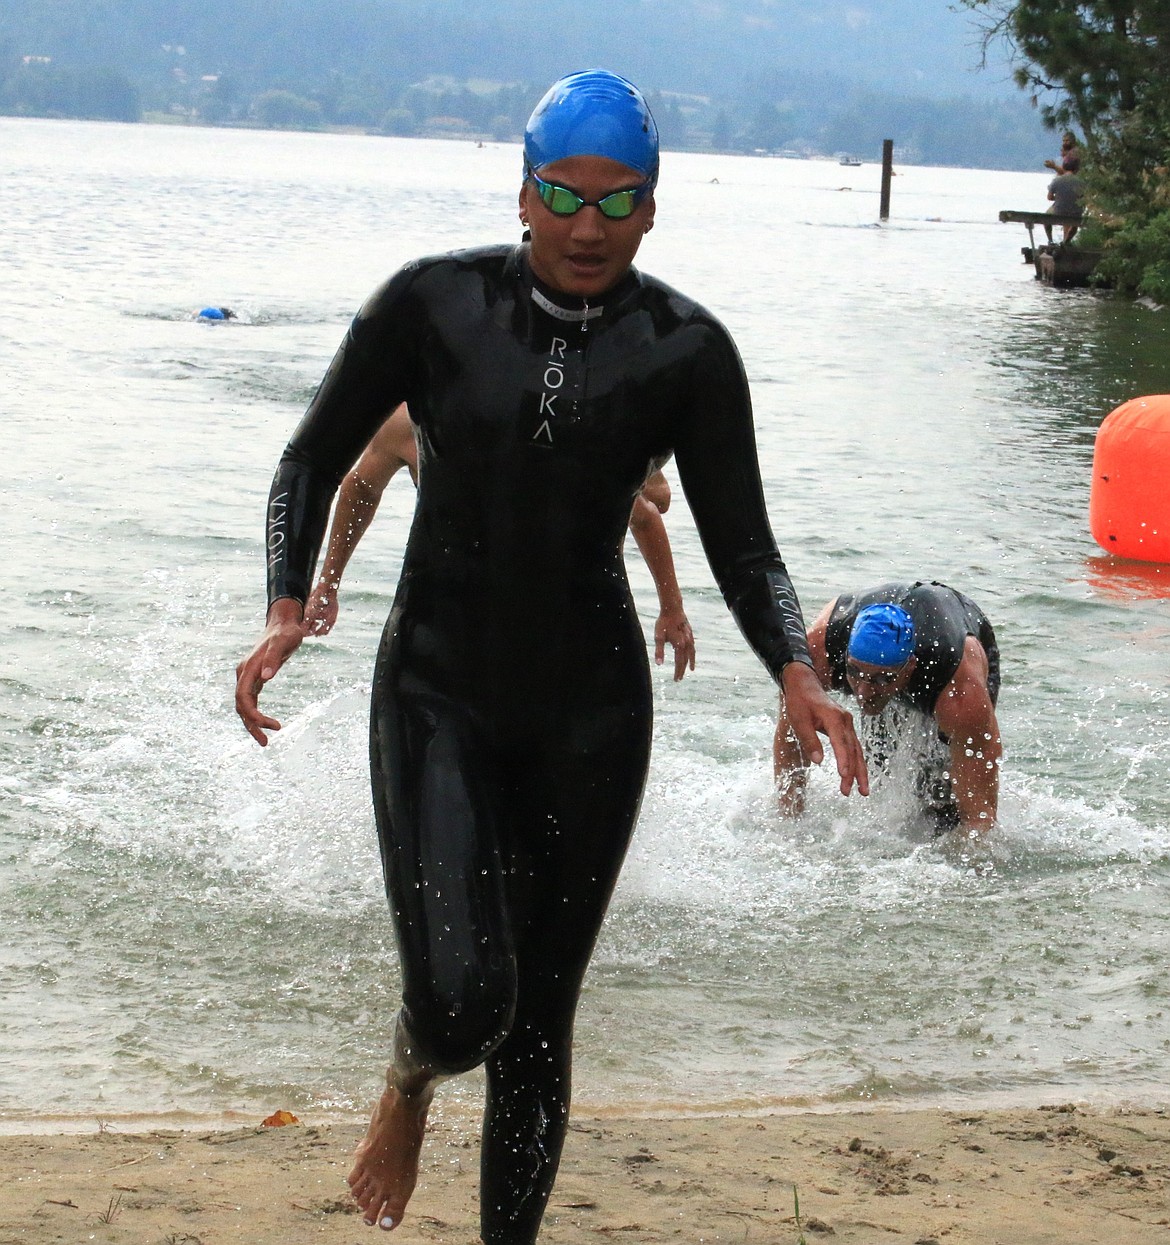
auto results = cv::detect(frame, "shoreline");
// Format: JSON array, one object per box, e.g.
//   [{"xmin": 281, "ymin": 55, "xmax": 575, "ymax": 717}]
[
  {"xmin": 3, "ymin": 1082, "xmax": 1166, "ymax": 1136},
  {"xmin": 3, "ymin": 1100, "xmax": 1166, "ymax": 1243}
]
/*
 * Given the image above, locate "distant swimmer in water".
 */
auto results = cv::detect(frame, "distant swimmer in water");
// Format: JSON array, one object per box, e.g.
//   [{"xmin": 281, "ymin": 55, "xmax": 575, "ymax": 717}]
[
  {"xmin": 235, "ymin": 68, "xmax": 866, "ymax": 1243},
  {"xmin": 773, "ymin": 580, "xmax": 1001, "ymax": 834},
  {"xmin": 301, "ymin": 403, "xmax": 697, "ymax": 679},
  {"xmin": 196, "ymin": 306, "xmax": 235, "ymax": 321}
]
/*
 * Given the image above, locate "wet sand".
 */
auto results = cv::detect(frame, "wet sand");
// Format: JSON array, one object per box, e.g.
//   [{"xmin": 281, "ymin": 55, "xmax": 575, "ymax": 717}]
[{"xmin": 3, "ymin": 1101, "xmax": 1167, "ymax": 1243}]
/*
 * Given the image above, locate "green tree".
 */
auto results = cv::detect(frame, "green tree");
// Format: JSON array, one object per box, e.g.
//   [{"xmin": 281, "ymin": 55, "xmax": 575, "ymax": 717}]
[
  {"xmin": 252, "ymin": 89, "xmax": 322, "ymax": 130},
  {"xmin": 710, "ymin": 109, "xmax": 734, "ymax": 151},
  {"xmin": 490, "ymin": 112, "xmax": 514, "ymax": 142},
  {"xmin": 0, "ymin": 61, "xmax": 138, "ymax": 121},
  {"xmin": 961, "ymin": 0, "xmax": 1170, "ymax": 299},
  {"xmin": 746, "ymin": 101, "xmax": 792, "ymax": 153},
  {"xmin": 959, "ymin": 0, "xmax": 1169, "ymax": 137},
  {"xmin": 198, "ymin": 74, "xmax": 241, "ymax": 124},
  {"xmin": 647, "ymin": 93, "xmax": 687, "ymax": 152},
  {"xmin": 380, "ymin": 106, "xmax": 418, "ymax": 137}
]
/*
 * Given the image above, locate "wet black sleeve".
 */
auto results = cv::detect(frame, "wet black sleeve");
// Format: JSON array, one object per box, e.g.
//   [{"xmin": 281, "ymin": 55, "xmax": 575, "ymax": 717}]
[
  {"xmin": 671, "ymin": 316, "xmax": 812, "ymax": 680},
  {"xmin": 265, "ymin": 267, "xmax": 423, "ymax": 607}
]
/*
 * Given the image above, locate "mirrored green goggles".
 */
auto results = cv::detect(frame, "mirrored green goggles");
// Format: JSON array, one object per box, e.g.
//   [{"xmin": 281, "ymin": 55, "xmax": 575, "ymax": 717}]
[{"xmin": 530, "ymin": 171, "xmax": 650, "ymax": 219}]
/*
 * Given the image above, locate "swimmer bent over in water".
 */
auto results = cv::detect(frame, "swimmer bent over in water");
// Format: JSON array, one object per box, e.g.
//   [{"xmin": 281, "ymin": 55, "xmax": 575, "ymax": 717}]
[{"xmin": 774, "ymin": 580, "xmax": 1000, "ymax": 834}]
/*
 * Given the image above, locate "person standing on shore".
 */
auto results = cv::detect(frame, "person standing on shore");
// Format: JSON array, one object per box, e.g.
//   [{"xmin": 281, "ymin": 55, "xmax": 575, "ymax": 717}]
[{"xmin": 235, "ymin": 69, "xmax": 866, "ymax": 1241}]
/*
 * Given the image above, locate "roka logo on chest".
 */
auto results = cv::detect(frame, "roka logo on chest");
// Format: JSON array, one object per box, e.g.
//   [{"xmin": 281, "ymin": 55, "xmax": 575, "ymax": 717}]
[{"xmin": 532, "ymin": 336, "xmax": 569, "ymax": 445}]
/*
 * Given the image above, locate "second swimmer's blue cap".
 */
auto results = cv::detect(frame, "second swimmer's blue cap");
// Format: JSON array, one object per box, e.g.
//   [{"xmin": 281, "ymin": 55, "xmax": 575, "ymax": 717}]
[
  {"xmin": 847, "ymin": 604, "xmax": 916, "ymax": 667},
  {"xmin": 523, "ymin": 69, "xmax": 659, "ymax": 187}
]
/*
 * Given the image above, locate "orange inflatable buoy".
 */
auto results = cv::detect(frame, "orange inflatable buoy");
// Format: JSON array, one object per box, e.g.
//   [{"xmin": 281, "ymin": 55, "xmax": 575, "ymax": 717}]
[{"xmin": 1089, "ymin": 395, "xmax": 1170, "ymax": 563}]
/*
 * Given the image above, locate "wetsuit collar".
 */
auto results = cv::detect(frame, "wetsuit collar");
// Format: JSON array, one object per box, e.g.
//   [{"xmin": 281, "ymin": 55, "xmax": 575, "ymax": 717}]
[
  {"xmin": 531, "ymin": 286, "xmax": 603, "ymax": 323},
  {"xmin": 516, "ymin": 244, "xmax": 639, "ymax": 325}
]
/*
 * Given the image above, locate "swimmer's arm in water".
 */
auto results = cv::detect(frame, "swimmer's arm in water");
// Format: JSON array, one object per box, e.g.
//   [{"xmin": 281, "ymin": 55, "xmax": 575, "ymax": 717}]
[
  {"xmin": 773, "ymin": 603, "xmax": 836, "ymax": 815},
  {"xmin": 234, "ymin": 597, "xmax": 305, "ymax": 745},
  {"xmin": 934, "ymin": 636, "xmax": 1002, "ymax": 835},
  {"xmin": 303, "ymin": 404, "xmax": 417, "ymax": 635},
  {"xmin": 627, "ymin": 490, "xmax": 695, "ymax": 681},
  {"xmin": 672, "ymin": 324, "xmax": 866, "ymax": 800},
  {"xmin": 779, "ymin": 658, "xmax": 865, "ymax": 798}
]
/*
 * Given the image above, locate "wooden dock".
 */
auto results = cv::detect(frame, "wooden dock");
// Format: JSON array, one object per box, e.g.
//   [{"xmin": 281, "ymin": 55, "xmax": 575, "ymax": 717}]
[{"xmin": 999, "ymin": 210, "xmax": 1100, "ymax": 288}]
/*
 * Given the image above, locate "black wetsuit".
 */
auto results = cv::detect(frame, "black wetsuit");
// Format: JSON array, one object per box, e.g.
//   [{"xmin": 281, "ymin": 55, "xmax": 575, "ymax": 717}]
[
  {"xmin": 265, "ymin": 243, "xmax": 811, "ymax": 1243},
  {"xmin": 824, "ymin": 581, "xmax": 999, "ymax": 710},
  {"xmin": 825, "ymin": 581, "xmax": 999, "ymax": 826}
]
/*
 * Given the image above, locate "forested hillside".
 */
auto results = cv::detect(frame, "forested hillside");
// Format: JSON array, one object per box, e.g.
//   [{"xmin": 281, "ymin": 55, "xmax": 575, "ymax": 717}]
[{"xmin": 0, "ymin": 0, "xmax": 1052, "ymax": 168}]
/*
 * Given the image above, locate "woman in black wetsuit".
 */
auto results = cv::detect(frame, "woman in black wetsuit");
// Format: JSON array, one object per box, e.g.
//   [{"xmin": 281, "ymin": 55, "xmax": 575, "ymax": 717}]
[{"xmin": 235, "ymin": 70, "xmax": 866, "ymax": 1242}]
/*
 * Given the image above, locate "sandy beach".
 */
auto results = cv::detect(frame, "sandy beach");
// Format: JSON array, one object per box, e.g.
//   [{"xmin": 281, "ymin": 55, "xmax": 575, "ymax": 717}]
[{"xmin": 3, "ymin": 1101, "xmax": 1167, "ymax": 1244}]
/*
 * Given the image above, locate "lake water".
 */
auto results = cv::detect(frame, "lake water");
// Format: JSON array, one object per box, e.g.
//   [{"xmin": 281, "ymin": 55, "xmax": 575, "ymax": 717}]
[{"xmin": 3, "ymin": 117, "xmax": 1168, "ymax": 1130}]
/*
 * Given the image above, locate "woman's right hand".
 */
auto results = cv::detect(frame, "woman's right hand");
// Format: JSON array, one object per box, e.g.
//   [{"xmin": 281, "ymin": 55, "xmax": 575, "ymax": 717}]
[{"xmin": 234, "ymin": 598, "xmax": 306, "ymax": 745}]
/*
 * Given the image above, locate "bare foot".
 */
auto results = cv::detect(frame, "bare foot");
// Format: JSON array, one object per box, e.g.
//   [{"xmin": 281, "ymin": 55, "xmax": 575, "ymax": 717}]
[{"xmin": 347, "ymin": 1087, "xmax": 431, "ymax": 1230}]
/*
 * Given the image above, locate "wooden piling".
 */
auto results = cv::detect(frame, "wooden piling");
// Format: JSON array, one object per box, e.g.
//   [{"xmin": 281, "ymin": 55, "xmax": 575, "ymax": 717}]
[{"xmin": 879, "ymin": 139, "xmax": 893, "ymax": 220}]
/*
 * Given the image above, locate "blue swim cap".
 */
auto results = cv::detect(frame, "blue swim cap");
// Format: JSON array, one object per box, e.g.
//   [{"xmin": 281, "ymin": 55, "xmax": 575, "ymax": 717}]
[
  {"xmin": 198, "ymin": 307, "xmax": 226, "ymax": 320},
  {"xmin": 847, "ymin": 604, "xmax": 916, "ymax": 667},
  {"xmin": 524, "ymin": 69, "xmax": 659, "ymax": 187}
]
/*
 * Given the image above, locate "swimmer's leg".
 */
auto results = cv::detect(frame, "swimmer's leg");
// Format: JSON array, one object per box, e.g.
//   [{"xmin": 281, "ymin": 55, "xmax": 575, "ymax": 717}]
[
  {"xmin": 354, "ymin": 668, "xmax": 517, "ymax": 1230},
  {"xmin": 347, "ymin": 1027, "xmax": 434, "ymax": 1231},
  {"xmin": 480, "ymin": 998, "xmax": 573, "ymax": 1243},
  {"xmin": 479, "ymin": 716, "xmax": 651, "ymax": 1244}
]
